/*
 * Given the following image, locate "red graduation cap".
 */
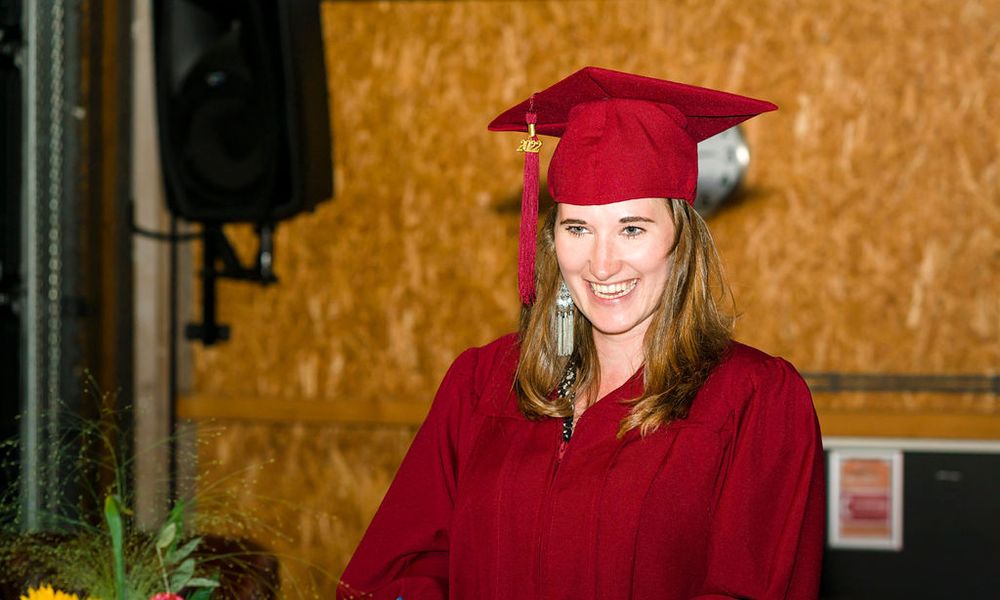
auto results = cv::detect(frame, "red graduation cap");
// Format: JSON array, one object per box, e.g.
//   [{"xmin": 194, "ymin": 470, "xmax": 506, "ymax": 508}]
[{"xmin": 488, "ymin": 66, "xmax": 777, "ymax": 305}]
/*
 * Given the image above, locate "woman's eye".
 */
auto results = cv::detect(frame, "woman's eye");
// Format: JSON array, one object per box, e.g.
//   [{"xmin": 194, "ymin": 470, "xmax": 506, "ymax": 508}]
[
  {"xmin": 565, "ymin": 225, "xmax": 587, "ymax": 237},
  {"xmin": 622, "ymin": 226, "xmax": 645, "ymax": 237}
]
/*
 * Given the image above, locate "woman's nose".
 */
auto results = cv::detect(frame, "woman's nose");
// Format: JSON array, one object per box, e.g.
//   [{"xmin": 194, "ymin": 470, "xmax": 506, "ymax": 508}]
[{"xmin": 589, "ymin": 236, "xmax": 621, "ymax": 281}]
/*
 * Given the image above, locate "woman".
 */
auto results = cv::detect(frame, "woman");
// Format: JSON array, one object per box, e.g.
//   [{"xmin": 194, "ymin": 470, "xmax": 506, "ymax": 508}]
[{"xmin": 338, "ymin": 67, "xmax": 824, "ymax": 599}]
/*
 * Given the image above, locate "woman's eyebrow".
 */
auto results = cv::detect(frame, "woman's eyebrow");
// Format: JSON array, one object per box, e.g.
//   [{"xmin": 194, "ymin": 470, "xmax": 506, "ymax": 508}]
[
  {"xmin": 620, "ymin": 216, "xmax": 655, "ymax": 224},
  {"xmin": 559, "ymin": 218, "xmax": 587, "ymax": 225}
]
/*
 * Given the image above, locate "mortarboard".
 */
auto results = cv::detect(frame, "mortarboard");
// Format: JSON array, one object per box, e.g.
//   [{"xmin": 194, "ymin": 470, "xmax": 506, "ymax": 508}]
[{"xmin": 488, "ymin": 66, "xmax": 777, "ymax": 305}]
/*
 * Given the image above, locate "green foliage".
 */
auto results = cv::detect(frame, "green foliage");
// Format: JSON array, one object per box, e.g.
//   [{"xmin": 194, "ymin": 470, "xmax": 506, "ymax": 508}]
[
  {"xmin": 148, "ymin": 498, "xmax": 220, "ymax": 598},
  {"xmin": 167, "ymin": 558, "xmax": 194, "ymax": 592},
  {"xmin": 186, "ymin": 578, "xmax": 220, "ymax": 590},
  {"xmin": 187, "ymin": 587, "xmax": 214, "ymax": 600},
  {"xmin": 168, "ymin": 537, "xmax": 202, "ymax": 567},
  {"xmin": 0, "ymin": 382, "xmax": 221, "ymax": 600},
  {"xmin": 103, "ymin": 496, "xmax": 126, "ymax": 600},
  {"xmin": 155, "ymin": 523, "xmax": 176, "ymax": 553}
]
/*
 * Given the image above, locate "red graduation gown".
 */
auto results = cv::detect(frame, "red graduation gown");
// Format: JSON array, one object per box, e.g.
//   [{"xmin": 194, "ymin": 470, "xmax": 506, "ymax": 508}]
[{"xmin": 338, "ymin": 334, "xmax": 825, "ymax": 599}]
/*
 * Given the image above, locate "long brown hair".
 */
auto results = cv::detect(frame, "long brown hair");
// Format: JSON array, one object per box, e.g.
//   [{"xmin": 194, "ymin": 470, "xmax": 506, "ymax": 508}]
[{"xmin": 514, "ymin": 199, "xmax": 734, "ymax": 436}]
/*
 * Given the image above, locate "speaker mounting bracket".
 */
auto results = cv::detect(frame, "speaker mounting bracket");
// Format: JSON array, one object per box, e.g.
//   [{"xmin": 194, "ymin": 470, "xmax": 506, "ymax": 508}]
[{"xmin": 185, "ymin": 222, "xmax": 277, "ymax": 345}]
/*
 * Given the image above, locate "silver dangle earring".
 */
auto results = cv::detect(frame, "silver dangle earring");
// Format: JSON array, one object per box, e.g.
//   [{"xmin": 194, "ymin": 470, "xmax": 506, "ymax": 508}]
[{"xmin": 555, "ymin": 281, "xmax": 575, "ymax": 356}]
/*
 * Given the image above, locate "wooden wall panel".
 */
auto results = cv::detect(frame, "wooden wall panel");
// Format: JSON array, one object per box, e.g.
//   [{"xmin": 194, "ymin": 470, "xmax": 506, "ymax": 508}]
[
  {"xmin": 178, "ymin": 0, "xmax": 999, "ymax": 594},
  {"xmin": 193, "ymin": 421, "xmax": 417, "ymax": 593}
]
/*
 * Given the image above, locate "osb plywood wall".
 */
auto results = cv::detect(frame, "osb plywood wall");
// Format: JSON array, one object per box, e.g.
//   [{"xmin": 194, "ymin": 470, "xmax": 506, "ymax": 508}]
[{"xmin": 182, "ymin": 0, "xmax": 999, "ymax": 594}]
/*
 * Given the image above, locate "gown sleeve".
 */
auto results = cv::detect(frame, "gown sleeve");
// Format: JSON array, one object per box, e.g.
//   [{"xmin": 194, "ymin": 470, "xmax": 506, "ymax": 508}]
[
  {"xmin": 337, "ymin": 347, "xmax": 483, "ymax": 600},
  {"xmin": 692, "ymin": 357, "xmax": 825, "ymax": 600}
]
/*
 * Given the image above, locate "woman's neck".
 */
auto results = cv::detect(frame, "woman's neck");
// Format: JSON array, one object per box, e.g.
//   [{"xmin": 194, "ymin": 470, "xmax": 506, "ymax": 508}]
[{"xmin": 590, "ymin": 326, "xmax": 646, "ymax": 399}]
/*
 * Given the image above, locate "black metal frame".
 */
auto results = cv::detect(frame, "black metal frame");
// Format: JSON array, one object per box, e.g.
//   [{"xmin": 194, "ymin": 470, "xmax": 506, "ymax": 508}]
[{"xmin": 184, "ymin": 222, "xmax": 277, "ymax": 346}]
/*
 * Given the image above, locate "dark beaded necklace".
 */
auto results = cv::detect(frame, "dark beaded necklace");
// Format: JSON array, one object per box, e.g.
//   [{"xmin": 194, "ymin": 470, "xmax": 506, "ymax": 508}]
[
  {"xmin": 561, "ymin": 415, "xmax": 574, "ymax": 442},
  {"xmin": 556, "ymin": 358, "xmax": 578, "ymax": 442}
]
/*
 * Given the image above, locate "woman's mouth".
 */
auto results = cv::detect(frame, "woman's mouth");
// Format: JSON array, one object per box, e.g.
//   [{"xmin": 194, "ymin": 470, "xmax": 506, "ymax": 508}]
[{"xmin": 588, "ymin": 279, "xmax": 638, "ymax": 300}]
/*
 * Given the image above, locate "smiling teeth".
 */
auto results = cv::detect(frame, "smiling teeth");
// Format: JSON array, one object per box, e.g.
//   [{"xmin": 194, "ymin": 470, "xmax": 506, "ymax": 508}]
[{"xmin": 590, "ymin": 279, "xmax": 637, "ymax": 299}]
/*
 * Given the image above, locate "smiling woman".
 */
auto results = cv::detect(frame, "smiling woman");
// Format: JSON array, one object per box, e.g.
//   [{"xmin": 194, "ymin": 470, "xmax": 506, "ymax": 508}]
[
  {"xmin": 339, "ymin": 67, "xmax": 825, "ymax": 600},
  {"xmin": 556, "ymin": 199, "xmax": 676, "ymax": 340},
  {"xmin": 518, "ymin": 196, "xmax": 735, "ymax": 438}
]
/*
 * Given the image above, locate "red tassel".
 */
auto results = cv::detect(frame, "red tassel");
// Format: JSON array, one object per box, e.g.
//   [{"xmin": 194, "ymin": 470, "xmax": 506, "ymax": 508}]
[{"xmin": 518, "ymin": 105, "xmax": 540, "ymax": 305}]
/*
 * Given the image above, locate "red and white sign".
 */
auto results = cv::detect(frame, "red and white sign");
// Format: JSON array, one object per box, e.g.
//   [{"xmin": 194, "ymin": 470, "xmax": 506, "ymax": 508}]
[{"xmin": 829, "ymin": 449, "xmax": 903, "ymax": 550}]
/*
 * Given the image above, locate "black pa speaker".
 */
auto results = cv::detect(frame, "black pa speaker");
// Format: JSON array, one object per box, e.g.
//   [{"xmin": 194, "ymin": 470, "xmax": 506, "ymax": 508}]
[{"xmin": 152, "ymin": 0, "xmax": 332, "ymax": 223}]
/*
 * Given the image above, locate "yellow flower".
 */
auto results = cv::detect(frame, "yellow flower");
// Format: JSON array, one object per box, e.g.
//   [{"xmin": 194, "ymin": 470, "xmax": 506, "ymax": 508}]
[{"xmin": 20, "ymin": 584, "xmax": 100, "ymax": 600}]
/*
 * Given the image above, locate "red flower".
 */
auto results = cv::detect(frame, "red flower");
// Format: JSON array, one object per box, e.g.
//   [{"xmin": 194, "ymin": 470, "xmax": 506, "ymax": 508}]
[{"xmin": 149, "ymin": 594, "xmax": 184, "ymax": 600}]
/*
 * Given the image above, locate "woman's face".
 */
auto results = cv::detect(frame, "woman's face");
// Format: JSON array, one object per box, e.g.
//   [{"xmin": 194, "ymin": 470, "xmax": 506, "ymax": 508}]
[{"xmin": 554, "ymin": 197, "xmax": 676, "ymax": 343}]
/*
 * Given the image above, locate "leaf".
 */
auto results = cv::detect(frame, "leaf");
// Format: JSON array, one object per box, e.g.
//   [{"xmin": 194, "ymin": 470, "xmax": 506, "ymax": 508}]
[
  {"xmin": 165, "ymin": 498, "xmax": 186, "ymax": 542},
  {"xmin": 168, "ymin": 557, "xmax": 195, "ymax": 591},
  {"xmin": 185, "ymin": 577, "xmax": 221, "ymax": 589},
  {"xmin": 103, "ymin": 495, "xmax": 126, "ymax": 600},
  {"xmin": 187, "ymin": 588, "xmax": 214, "ymax": 600},
  {"xmin": 156, "ymin": 522, "xmax": 177, "ymax": 551},
  {"xmin": 165, "ymin": 536, "xmax": 202, "ymax": 566}
]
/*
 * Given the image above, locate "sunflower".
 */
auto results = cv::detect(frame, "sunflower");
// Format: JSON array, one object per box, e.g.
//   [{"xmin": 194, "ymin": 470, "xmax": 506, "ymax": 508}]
[{"xmin": 19, "ymin": 584, "xmax": 100, "ymax": 600}]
